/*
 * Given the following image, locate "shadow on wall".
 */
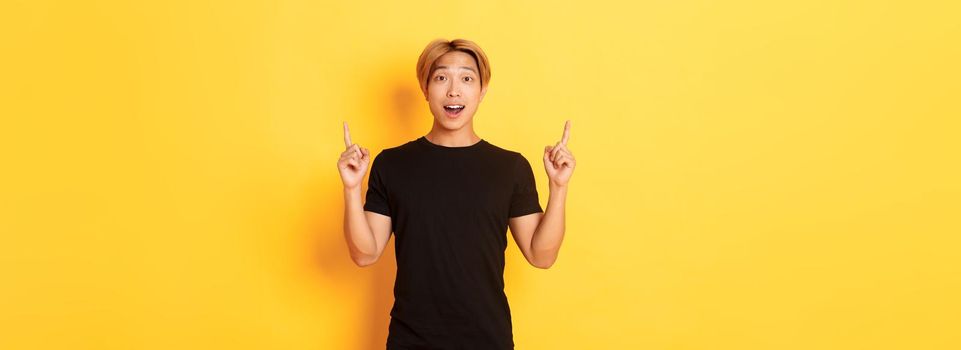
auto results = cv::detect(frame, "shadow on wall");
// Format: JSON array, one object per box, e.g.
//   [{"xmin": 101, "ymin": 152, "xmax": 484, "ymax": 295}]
[{"xmin": 311, "ymin": 56, "xmax": 423, "ymax": 350}]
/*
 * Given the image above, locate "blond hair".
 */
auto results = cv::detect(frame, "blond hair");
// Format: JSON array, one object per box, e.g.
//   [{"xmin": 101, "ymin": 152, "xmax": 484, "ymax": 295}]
[{"xmin": 415, "ymin": 38, "xmax": 491, "ymax": 97}]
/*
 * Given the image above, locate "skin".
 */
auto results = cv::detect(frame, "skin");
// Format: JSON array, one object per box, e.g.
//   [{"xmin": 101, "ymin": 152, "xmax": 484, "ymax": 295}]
[{"xmin": 338, "ymin": 50, "xmax": 577, "ymax": 269}]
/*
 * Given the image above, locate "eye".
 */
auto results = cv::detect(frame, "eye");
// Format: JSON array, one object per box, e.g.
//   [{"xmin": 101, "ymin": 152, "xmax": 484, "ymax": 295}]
[
  {"xmin": 463, "ymin": 76, "xmax": 473, "ymax": 82},
  {"xmin": 435, "ymin": 75, "xmax": 446, "ymax": 81}
]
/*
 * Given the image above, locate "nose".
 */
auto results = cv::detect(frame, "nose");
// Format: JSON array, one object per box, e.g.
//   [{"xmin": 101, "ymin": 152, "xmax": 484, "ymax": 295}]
[{"xmin": 446, "ymin": 85, "xmax": 460, "ymax": 98}]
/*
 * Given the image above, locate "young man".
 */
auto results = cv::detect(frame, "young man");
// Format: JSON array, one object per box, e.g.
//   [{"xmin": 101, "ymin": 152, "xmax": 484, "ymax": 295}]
[{"xmin": 337, "ymin": 38, "xmax": 576, "ymax": 349}]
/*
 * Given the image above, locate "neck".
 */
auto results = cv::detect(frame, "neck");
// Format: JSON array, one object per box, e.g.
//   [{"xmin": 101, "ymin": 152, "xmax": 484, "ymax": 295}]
[{"xmin": 425, "ymin": 126, "xmax": 481, "ymax": 147}]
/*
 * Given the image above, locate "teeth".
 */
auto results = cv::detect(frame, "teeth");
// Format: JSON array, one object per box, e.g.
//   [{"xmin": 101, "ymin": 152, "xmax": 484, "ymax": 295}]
[{"xmin": 445, "ymin": 105, "xmax": 464, "ymax": 109}]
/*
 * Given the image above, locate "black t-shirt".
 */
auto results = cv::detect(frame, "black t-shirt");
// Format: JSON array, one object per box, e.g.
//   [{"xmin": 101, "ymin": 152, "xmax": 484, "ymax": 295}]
[{"xmin": 363, "ymin": 136, "xmax": 544, "ymax": 350}]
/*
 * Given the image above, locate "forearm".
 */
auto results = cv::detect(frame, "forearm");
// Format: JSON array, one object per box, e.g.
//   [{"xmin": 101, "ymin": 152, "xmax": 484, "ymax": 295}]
[
  {"xmin": 530, "ymin": 183, "xmax": 568, "ymax": 267},
  {"xmin": 343, "ymin": 186, "xmax": 377, "ymax": 263}
]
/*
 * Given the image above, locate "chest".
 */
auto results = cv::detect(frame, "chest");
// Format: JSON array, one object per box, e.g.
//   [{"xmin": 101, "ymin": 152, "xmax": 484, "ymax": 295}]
[{"xmin": 388, "ymin": 156, "xmax": 515, "ymax": 219}]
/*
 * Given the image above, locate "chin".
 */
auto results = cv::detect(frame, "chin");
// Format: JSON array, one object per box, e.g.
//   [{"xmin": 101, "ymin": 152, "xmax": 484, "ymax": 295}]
[{"xmin": 436, "ymin": 118, "xmax": 469, "ymax": 130}]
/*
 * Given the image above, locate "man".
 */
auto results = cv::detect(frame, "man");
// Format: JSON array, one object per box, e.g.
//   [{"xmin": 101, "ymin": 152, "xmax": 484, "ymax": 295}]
[{"xmin": 337, "ymin": 38, "xmax": 576, "ymax": 349}]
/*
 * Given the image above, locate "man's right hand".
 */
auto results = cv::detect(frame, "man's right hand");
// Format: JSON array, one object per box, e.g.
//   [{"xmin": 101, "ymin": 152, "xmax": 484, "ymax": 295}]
[{"xmin": 337, "ymin": 121, "xmax": 370, "ymax": 190}]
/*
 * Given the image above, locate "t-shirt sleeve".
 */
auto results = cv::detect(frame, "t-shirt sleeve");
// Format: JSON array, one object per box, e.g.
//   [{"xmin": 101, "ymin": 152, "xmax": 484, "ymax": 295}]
[
  {"xmin": 363, "ymin": 152, "xmax": 391, "ymax": 217},
  {"xmin": 508, "ymin": 153, "xmax": 544, "ymax": 218}
]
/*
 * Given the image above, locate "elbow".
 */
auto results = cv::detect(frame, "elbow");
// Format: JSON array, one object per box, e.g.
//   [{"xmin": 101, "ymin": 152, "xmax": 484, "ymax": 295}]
[
  {"xmin": 533, "ymin": 262, "xmax": 553, "ymax": 269},
  {"xmin": 529, "ymin": 248, "xmax": 559, "ymax": 269},
  {"xmin": 530, "ymin": 257, "xmax": 556, "ymax": 269},
  {"xmin": 351, "ymin": 253, "xmax": 379, "ymax": 268}
]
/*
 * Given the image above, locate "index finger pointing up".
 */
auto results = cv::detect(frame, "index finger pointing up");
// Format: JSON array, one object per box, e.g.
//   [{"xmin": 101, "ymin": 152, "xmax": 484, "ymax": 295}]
[
  {"xmin": 560, "ymin": 120, "xmax": 571, "ymax": 145},
  {"xmin": 343, "ymin": 121, "xmax": 353, "ymax": 147}
]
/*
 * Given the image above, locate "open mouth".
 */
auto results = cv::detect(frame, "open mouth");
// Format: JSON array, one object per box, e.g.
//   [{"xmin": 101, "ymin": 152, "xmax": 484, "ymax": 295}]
[{"xmin": 443, "ymin": 104, "xmax": 465, "ymax": 118}]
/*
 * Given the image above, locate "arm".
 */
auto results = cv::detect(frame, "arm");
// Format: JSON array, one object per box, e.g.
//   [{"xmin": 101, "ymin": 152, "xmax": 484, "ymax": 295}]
[
  {"xmin": 343, "ymin": 186, "xmax": 392, "ymax": 267},
  {"xmin": 338, "ymin": 121, "xmax": 392, "ymax": 267},
  {"xmin": 510, "ymin": 120, "xmax": 577, "ymax": 269},
  {"xmin": 509, "ymin": 183, "xmax": 568, "ymax": 269}
]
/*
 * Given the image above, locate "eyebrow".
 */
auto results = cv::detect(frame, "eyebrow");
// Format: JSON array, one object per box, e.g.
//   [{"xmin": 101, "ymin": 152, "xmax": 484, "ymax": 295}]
[{"xmin": 433, "ymin": 65, "xmax": 478, "ymax": 74}]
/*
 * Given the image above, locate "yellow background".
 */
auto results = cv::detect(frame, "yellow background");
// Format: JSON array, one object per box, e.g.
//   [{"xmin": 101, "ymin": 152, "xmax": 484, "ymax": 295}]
[{"xmin": 2, "ymin": 1, "xmax": 959, "ymax": 349}]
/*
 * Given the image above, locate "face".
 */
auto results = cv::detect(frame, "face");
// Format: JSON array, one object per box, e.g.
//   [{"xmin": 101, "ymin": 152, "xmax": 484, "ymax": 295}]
[{"xmin": 425, "ymin": 51, "xmax": 487, "ymax": 131}]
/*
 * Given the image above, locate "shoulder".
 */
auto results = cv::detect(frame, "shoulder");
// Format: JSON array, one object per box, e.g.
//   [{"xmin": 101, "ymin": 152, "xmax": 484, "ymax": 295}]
[
  {"xmin": 370, "ymin": 139, "xmax": 419, "ymax": 166},
  {"xmin": 487, "ymin": 142, "xmax": 530, "ymax": 169},
  {"xmin": 483, "ymin": 139, "xmax": 525, "ymax": 159}
]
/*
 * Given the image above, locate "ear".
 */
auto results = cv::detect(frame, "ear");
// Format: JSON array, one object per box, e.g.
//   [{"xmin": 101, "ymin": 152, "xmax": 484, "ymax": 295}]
[{"xmin": 479, "ymin": 85, "xmax": 488, "ymax": 102}]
